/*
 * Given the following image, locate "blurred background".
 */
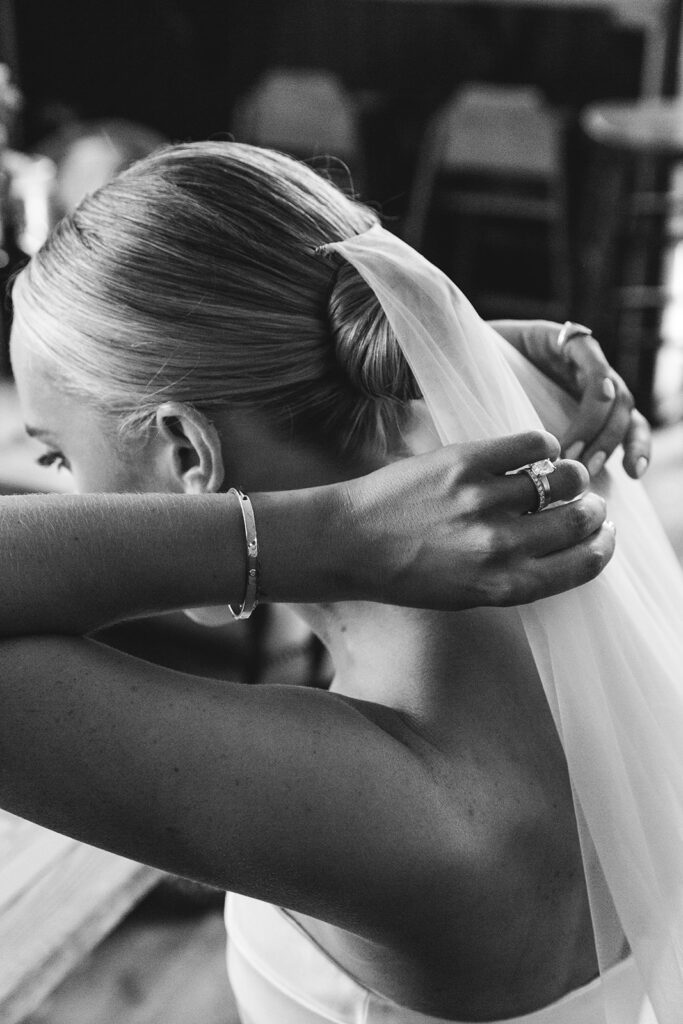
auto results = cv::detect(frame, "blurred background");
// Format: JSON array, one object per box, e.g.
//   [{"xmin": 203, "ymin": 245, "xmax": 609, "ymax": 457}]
[
  {"xmin": 1, "ymin": 0, "xmax": 682, "ymax": 417},
  {"xmin": 0, "ymin": 2, "xmax": 682, "ymax": 1022}
]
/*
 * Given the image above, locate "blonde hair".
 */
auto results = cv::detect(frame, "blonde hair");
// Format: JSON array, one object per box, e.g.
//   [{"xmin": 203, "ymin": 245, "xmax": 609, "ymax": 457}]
[{"xmin": 11, "ymin": 141, "xmax": 418, "ymax": 456}]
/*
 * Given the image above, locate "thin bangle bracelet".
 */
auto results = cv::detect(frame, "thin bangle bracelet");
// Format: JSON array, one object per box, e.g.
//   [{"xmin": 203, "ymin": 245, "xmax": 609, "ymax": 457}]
[{"xmin": 228, "ymin": 488, "xmax": 259, "ymax": 620}]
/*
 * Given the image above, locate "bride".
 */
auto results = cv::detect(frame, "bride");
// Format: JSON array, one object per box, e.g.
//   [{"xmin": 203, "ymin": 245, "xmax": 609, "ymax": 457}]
[{"xmin": 3, "ymin": 141, "xmax": 680, "ymax": 1023}]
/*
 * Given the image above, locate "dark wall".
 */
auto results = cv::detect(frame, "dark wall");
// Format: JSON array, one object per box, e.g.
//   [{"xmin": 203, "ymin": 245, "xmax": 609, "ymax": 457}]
[
  {"xmin": 15, "ymin": 0, "xmax": 259, "ymax": 142},
  {"xmin": 14, "ymin": 0, "xmax": 643, "ymax": 146},
  {"xmin": 268, "ymin": 1, "xmax": 643, "ymax": 104}
]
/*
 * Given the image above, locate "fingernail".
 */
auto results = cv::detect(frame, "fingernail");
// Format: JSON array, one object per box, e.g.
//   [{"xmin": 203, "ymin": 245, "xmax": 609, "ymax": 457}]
[
  {"xmin": 601, "ymin": 377, "xmax": 616, "ymax": 401},
  {"xmin": 587, "ymin": 451, "xmax": 606, "ymax": 476},
  {"xmin": 565, "ymin": 441, "xmax": 585, "ymax": 460},
  {"xmin": 635, "ymin": 456, "xmax": 649, "ymax": 478}
]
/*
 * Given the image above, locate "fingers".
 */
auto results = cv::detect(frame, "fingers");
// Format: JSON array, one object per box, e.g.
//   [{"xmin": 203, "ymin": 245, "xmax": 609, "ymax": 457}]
[
  {"xmin": 579, "ymin": 373, "xmax": 635, "ymax": 475},
  {"xmin": 491, "ymin": 458, "xmax": 588, "ymax": 515},
  {"xmin": 557, "ymin": 328, "xmax": 650, "ymax": 479},
  {"xmin": 528, "ymin": 520, "xmax": 616, "ymax": 600},
  {"xmin": 515, "ymin": 492, "xmax": 607, "ymax": 556},
  {"xmin": 621, "ymin": 409, "xmax": 652, "ymax": 479},
  {"xmin": 489, "ymin": 513, "xmax": 615, "ymax": 607},
  {"xmin": 471, "ymin": 430, "xmax": 560, "ymax": 477},
  {"xmin": 561, "ymin": 374, "xmax": 618, "ymax": 459},
  {"xmin": 563, "ymin": 332, "xmax": 611, "ymax": 384}
]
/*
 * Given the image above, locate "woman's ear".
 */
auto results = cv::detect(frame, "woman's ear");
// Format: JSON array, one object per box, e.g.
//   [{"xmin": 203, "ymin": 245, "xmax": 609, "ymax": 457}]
[{"xmin": 154, "ymin": 402, "xmax": 225, "ymax": 493}]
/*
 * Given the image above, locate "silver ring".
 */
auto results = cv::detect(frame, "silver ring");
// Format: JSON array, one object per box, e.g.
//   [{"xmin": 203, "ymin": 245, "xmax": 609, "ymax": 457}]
[
  {"xmin": 519, "ymin": 458, "xmax": 555, "ymax": 513},
  {"xmin": 557, "ymin": 320, "xmax": 593, "ymax": 354}
]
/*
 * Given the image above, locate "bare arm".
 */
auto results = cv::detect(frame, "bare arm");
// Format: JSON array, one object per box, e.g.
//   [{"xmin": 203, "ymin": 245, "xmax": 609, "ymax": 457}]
[
  {"xmin": 0, "ymin": 634, "xmax": 450, "ymax": 938},
  {"xmin": 0, "ymin": 432, "xmax": 614, "ymax": 636},
  {"xmin": 0, "ymin": 489, "xmax": 334, "ymax": 635}
]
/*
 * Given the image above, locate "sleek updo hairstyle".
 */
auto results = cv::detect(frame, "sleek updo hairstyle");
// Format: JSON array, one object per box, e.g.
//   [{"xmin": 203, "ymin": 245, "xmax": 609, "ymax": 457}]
[{"xmin": 11, "ymin": 141, "xmax": 419, "ymax": 457}]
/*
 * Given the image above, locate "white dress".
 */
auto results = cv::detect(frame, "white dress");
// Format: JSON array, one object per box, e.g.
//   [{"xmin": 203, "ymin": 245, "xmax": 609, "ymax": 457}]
[{"xmin": 226, "ymin": 893, "xmax": 644, "ymax": 1024}]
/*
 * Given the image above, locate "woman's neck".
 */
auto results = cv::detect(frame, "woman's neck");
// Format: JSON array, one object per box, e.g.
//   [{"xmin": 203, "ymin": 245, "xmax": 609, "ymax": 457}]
[
  {"xmin": 291, "ymin": 599, "xmax": 537, "ymax": 724},
  {"xmin": 292, "ymin": 600, "xmax": 431, "ymax": 699}
]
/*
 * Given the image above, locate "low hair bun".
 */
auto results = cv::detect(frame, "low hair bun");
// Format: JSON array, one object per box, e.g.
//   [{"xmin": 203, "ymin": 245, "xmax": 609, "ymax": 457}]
[
  {"xmin": 326, "ymin": 259, "xmax": 421, "ymax": 404},
  {"xmin": 15, "ymin": 140, "xmax": 420, "ymax": 461}
]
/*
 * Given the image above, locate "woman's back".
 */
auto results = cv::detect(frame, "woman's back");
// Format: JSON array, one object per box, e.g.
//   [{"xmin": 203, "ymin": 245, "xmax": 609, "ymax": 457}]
[{"xmin": 250, "ymin": 601, "xmax": 608, "ymax": 1020}]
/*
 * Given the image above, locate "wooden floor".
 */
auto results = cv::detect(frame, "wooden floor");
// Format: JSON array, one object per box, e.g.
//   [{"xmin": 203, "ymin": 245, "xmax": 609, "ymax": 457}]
[
  {"xmin": 18, "ymin": 423, "xmax": 683, "ymax": 1024},
  {"xmin": 22, "ymin": 888, "xmax": 240, "ymax": 1024}
]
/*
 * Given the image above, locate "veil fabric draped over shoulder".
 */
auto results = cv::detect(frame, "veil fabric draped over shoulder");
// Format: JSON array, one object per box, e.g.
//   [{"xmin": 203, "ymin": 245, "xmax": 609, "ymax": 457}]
[{"xmin": 324, "ymin": 224, "xmax": 683, "ymax": 1024}]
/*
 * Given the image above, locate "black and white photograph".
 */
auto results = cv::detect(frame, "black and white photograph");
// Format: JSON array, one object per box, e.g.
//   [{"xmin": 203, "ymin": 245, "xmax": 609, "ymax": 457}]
[{"xmin": 0, "ymin": 2, "xmax": 682, "ymax": 1022}]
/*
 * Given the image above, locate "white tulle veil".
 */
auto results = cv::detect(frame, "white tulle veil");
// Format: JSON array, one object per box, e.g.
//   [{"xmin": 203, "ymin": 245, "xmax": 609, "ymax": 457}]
[{"xmin": 322, "ymin": 223, "xmax": 683, "ymax": 1024}]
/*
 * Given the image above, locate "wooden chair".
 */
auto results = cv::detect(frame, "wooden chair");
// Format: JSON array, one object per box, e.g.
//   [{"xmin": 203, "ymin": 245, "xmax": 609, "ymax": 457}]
[
  {"xmin": 231, "ymin": 68, "xmax": 364, "ymax": 191},
  {"xmin": 403, "ymin": 83, "xmax": 571, "ymax": 320},
  {"xmin": 578, "ymin": 99, "xmax": 683, "ymax": 421},
  {"xmin": 574, "ymin": 0, "xmax": 683, "ymax": 420}
]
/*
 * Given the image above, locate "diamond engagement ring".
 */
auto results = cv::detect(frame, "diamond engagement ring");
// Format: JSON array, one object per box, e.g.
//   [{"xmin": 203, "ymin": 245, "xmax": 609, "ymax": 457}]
[
  {"xmin": 556, "ymin": 320, "xmax": 593, "ymax": 354},
  {"xmin": 519, "ymin": 458, "xmax": 556, "ymax": 513}
]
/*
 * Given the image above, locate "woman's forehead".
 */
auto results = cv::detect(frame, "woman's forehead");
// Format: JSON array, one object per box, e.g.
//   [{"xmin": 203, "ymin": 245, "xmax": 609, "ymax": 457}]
[{"xmin": 11, "ymin": 337, "xmax": 75, "ymax": 437}]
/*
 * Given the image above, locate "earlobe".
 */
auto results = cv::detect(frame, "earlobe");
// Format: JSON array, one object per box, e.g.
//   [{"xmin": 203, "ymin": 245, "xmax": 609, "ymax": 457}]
[{"xmin": 155, "ymin": 402, "xmax": 225, "ymax": 493}]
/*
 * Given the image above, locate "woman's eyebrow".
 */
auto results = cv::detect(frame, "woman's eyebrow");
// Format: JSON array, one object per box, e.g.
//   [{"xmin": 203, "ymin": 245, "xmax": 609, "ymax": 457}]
[{"xmin": 24, "ymin": 425, "xmax": 52, "ymax": 440}]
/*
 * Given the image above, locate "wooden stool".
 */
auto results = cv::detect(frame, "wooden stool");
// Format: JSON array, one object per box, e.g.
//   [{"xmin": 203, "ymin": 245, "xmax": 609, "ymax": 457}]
[
  {"xmin": 403, "ymin": 83, "xmax": 571, "ymax": 320},
  {"xmin": 579, "ymin": 98, "xmax": 683, "ymax": 420}
]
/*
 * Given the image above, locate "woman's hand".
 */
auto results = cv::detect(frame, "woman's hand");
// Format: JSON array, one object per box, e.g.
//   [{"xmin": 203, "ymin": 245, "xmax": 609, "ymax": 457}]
[
  {"xmin": 321, "ymin": 430, "xmax": 615, "ymax": 610},
  {"xmin": 490, "ymin": 319, "xmax": 651, "ymax": 479}
]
